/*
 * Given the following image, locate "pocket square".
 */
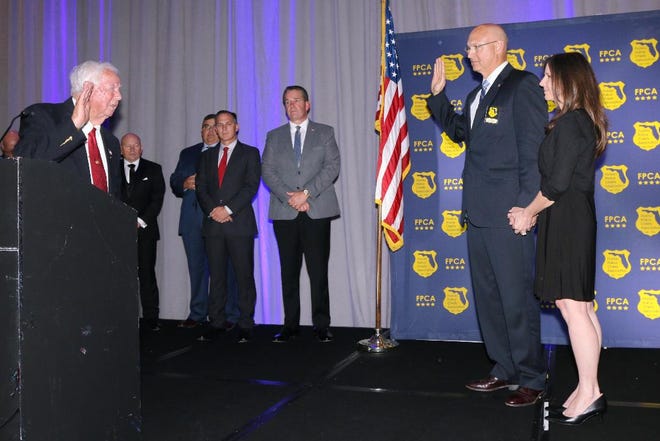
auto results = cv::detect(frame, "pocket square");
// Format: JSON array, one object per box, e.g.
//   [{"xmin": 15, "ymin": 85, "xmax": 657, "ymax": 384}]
[{"xmin": 142, "ymin": 177, "xmax": 149, "ymax": 181}]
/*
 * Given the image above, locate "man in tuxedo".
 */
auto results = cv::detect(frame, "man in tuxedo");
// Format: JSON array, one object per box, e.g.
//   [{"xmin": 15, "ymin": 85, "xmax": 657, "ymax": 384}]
[
  {"xmin": 1, "ymin": 130, "xmax": 19, "ymax": 158},
  {"xmin": 171, "ymin": 114, "xmax": 241, "ymax": 329},
  {"xmin": 119, "ymin": 133, "xmax": 166, "ymax": 331},
  {"xmin": 14, "ymin": 60, "xmax": 123, "ymax": 197},
  {"xmin": 196, "ymin": 110, "xmax": 260, "ymax": 343},
  {"xmin": 262, "ymin": 85, "xmax": 341, "ymax": 343},
  {"xmin": 427, "ymin": 24, "xmax": 547, "ymax": 406}
]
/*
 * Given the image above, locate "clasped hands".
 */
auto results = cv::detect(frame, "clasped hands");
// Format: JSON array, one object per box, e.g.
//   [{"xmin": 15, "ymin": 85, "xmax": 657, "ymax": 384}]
[
  {"xmin": 287, "ymin": 191, "xmax": 309, "ymax": 212},
  {"xmin": 507, "ymin": 207, "xmax": 537, "ymax": 236},
  {"xmin": 210, "ymin": 206, "xmax": 233, "ymax": 223}
]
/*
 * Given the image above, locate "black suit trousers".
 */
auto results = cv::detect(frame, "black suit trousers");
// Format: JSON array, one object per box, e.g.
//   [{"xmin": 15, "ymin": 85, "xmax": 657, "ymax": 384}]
[
  {"xmin": 273, "ymin": 213, "xmax": 331, "ymax": 330},
  {"xmin": 466, "ymin": 223, "xmax": 546, "ymax": 390},
  {"xmin": 138, "ymin": 227, "xmax": 159, "ymax": 319},
  {"xmin": 205, "ymin": 233, "xmax": 256, "ymax": 330}
]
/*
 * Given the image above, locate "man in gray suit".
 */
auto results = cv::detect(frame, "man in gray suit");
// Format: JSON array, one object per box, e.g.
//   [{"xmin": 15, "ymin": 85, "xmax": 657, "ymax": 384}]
[{"xmin": 262, "ymin": 85, "xmax": 341, "ymax": 343}]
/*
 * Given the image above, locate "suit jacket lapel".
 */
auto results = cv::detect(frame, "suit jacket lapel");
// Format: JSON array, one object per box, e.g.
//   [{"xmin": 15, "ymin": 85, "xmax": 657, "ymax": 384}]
[
  {"xmin": 226, "ymin": 142, "xmax": 240, "ymax": 169},
  {"xmin": 472, "ymin": 64, "xmax": 513, "ymax": 130},
  {"xmin": 278, "ymin": 124, "xmax": 296, "ymax": 165}
]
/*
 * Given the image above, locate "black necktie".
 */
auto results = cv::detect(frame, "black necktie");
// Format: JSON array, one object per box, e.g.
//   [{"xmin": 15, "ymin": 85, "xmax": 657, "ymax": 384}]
[
  {"xmin": 127, "ymin": 163, "xmax": 136, "ymax": 197},
  {"xmin": 128, "ymin": 163, "xmax": 136, "ymax": 184}
]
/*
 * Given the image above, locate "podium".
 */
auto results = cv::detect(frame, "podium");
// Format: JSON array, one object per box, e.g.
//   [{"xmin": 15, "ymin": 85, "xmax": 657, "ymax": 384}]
[{"xmin": 0, "ymin": 159, "xmax": 141, "ymax": 440}]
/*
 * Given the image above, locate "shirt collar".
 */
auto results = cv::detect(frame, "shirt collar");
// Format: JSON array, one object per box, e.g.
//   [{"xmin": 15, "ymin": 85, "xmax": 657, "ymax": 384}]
[
  {"xmin": 483, "ymin": 61, "xmax": 509, "ymax": 90},
  {"xmin": 289, "ymin": 119, "xmax": 309, "ymax": 131}
]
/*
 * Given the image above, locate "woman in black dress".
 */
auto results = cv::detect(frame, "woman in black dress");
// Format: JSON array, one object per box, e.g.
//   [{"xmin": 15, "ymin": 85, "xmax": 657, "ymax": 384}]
[{"xmin": 508, "ymin": 52, "xmax": 608, "ymax": 425}]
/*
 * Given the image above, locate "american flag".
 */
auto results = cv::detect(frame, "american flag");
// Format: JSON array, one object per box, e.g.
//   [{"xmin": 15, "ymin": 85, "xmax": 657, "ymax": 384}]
[{"xmin": 375, "ymin": 0, "xmax": 410, "ymax": 252}]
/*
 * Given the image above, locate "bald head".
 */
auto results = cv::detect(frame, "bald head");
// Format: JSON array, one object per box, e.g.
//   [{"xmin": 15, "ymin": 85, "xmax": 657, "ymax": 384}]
[
  {"xmin": 121, "ymin": 132, "xmax": 143, "ymax": 163},
  {"xmin": 466, "ymin": 24, "xmax": 509, "ymax": 78},
  {"xmin": 1, "ymin": 130, "xmax": 19, "ymax": 158}
]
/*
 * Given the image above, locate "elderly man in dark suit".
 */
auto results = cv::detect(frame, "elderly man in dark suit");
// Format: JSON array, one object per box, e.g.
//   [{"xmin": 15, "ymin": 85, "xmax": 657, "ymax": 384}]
[
  {"xmin": 196, "ymin": 110, "xmax": 261, "ymax": 343},
  {"xmin": 262, "ymin": 85, "xmax": 341, "ymax": 343},
  {"xmin": 427, "ymin": 23, "xmax": 547, "ymax": 406},
  {"xmin": 119, "ymin": 133, "xmax": 166, "ymax": 331},
  {"xmin": 14, "ymin": 60, "xmax": 122, "ymax": 197}
]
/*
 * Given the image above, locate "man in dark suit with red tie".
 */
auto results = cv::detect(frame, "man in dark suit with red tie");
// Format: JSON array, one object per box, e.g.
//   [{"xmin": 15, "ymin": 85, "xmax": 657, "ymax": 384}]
[
  {"xmin": 119, "ymin": 133, "xmax": 166, "ymax": 331},
  {"xmin": 427, "ymin": 23, "xmax": 547, "ymax": 407},
  {"xmin": 14, "ymin": 60, "xmax": 123, "ymax": 197},
  {"xmin": 196, "ymin": 110, "xmax": 261, "ymax": 343}
]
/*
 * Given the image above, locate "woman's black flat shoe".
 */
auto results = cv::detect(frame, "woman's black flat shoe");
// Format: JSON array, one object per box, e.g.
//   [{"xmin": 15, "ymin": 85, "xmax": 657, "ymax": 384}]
[{"xmin": 547, "ymin": 395, "xmax": 606, "ymax": 426}]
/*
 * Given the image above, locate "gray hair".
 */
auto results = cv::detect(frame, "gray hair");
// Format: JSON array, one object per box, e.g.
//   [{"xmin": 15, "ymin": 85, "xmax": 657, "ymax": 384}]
[{"xmin": 69, "ymin": 60, "xmax": 119, "ymax": 95}]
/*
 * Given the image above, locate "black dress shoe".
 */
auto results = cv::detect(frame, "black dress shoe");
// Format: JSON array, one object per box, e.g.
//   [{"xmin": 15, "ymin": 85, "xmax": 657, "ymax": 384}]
[
  {"xmin": 197, "ymin": 327, "xmax": 223, "ymax": 342},
  {"xmin": 466, "ymin": 376, "xmax": 516, "ymax": 392},
  {"xmin": 547, "ymin": 395, "xmax": 607, "ymax": 425},
  {"xmin": 178, "ymin": 318, "xmax": 200, "ymax": 328},
  {"xmin": 273, "ymin": 327, "xmax": 299, "ymax": 343},
  {"xmin": 316, "ymin": 328, "xmax": 334, "ymax": 343},
  {"xmin": 505, "ymin": 387, "xmax": 544, "ymax": 407},
  {"xmin": 222, "ymin": 320, "xmax": 236, "ymax": 331},
  {"xmin": 547, "ymin": 403, "xmax": 566, "ymax": 416},
  {"xmin": 238, "ymin": 328, "xmax": 253, "ymax": 343}
]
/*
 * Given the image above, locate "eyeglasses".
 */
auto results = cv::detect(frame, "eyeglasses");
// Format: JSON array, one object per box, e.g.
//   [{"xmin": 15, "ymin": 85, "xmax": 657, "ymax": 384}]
[
  {"xmin": 465, "ymin": 41, "xmax": 499, "ymax": 53},
  {"xmin": 202, "ymin": 124, "xmax": 216, "ymax": 130}
]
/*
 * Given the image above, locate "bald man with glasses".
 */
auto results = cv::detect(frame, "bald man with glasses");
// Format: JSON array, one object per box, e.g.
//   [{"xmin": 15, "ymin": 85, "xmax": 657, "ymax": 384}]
[{"xmin": 427, "ymin": 23, "xmax": 547, "ymax": 407}]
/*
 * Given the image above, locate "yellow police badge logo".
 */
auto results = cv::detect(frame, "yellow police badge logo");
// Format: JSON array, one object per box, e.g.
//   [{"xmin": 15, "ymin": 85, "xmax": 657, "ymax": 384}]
[
  {"xmin": 599, "ymin": 82, "xmax": 627, "ymax": 110},
  {"xmin": 600, "ymin": 165, "xmax": 629, "ymax": 194},
  {"xmin": 442, "ymin": 54, "xmax": 466, "ymax": 81},
  {"xmin": 440, "ymin": 132, "xmax": 465, "ymax": 159},
  {"xmin": 632, "ymin": 121, "xmax": 660, "ymax": 151},
  {"xmin": 637, "ymin": 289, "xmax": 660, "ymax": 320},
  {"xmin": 443, "ymin": 287, "xmax": 469, "ymax": 315},
  {"xmin": 411, "ymin": 94, "xmax": 432, "ymax": 121},
  {"xmin": 412, "ymin": 250, "xmax": 439, "ymax": 278},
  {"xmin": 441, "ymin": 210, "xmax": 467, "ymax": 238},
  {"xmin": 507, "ymin": 49, "xmax": 527, "ymax": 70},
  {"xmin": 630, "ymin": 38, "xmax": 659, "ymax": 68},
  {"xmin": 602, "ymin": 249, "xmax": 632, "ymax": 279},
  {"xmin": 635, "ymin": 207, "xmax": 660, "ymax": 237},
  {"xmin": 564, "ymin": 43, "xmax": 592, "ymax": 63},
  {"xmin": 411, "ymin": 172, "xmax": 437, "ymax": 199},
  {"xmin": 484, "ymin": 106, "xmax": 498, "ymax": 124}
]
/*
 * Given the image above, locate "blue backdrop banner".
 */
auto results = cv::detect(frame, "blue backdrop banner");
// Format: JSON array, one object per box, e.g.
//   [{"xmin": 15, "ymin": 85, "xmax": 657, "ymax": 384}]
[{"xmin": 391, "ymin": 11, "xmax": 660, "ymax": 348}]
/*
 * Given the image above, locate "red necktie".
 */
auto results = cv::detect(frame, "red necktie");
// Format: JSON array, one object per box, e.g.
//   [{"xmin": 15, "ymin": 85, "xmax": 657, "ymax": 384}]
[
  {"xmin": 88, "ymin": 128, "xmax": 108, "ymax": 192},
  {"xmin": 217, "ymin": 146, "xmax": 229, "ymax": 188}
]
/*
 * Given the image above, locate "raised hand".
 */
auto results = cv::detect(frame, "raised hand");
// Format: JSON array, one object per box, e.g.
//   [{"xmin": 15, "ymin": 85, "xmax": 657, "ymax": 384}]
[
  {"xmin": 72, "ymin": 81, "xmax": 94, "ymax": 129},
  {"xmin": 431, "ymin": 57, "xmax": 447, "ymax": 95}
]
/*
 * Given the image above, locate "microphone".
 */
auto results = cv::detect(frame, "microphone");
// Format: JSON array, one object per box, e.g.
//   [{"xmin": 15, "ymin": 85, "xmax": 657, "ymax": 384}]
[{"xmin": 1, "ymin": 110, "xmax": 30, "ymax": 143}]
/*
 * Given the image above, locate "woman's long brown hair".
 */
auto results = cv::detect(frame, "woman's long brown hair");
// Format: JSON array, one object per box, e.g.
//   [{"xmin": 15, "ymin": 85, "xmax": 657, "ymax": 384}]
[{"xmin": 544, "ymin": 52, "xmax": 608, "ymax": 157}]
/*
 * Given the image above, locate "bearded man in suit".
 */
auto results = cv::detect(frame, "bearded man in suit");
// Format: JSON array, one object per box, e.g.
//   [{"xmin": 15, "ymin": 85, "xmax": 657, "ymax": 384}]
[
  {"xmin": 14, "ymin": 60, "xmax": 123, "ymax": 197},
  {"xmin": 262, "ymin": 85, "xmax": 341, "ymax": 343},
  {"xmin": 119, "ymin": 133, "xmax": 166, "ymax": 331}
]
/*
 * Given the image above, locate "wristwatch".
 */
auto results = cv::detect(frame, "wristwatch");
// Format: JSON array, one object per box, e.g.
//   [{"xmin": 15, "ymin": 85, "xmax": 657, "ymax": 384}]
[{"xmin": 303, "ymin": 189, "xmax": 310, "ymax": 197}]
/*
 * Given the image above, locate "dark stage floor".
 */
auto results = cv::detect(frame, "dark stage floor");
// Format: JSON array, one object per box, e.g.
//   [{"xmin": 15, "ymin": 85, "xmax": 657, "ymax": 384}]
[{"xmin": 140, "ymin": 322, "xmax": 659, "ymax": 441}]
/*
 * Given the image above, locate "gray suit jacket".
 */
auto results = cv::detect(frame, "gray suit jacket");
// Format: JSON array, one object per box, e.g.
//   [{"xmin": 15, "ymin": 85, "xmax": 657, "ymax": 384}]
[{"xmin": 262, "ymin": 120, "xmax": 340, "ymax": 220}]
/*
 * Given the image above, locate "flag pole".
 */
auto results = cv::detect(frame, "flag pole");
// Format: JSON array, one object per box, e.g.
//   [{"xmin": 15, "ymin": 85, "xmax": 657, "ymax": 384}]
[
  {"xmin": 357, "ymin": 205, "xmax": 399, "ymax": 352},
  {"xmin": 358, "ymin": 0, "xmax": 402, "ymax": 352}
]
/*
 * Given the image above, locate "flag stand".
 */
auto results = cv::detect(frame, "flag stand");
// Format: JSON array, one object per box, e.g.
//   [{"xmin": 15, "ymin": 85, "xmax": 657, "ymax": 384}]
[{"xmin": 358, "ymin": 205, "xmax": 399, "ymax": 353}]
